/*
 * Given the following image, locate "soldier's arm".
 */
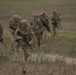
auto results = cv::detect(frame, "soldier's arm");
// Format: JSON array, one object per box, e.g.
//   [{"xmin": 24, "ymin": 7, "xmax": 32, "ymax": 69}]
[
  {"xmin": 1, "ymin": 24, "xmax": 3, "ymax": 33},
  {"xmin": 8, "ymin": 20, "xmax": 15, "ymax": 34},
  {"xmin": 51, "ymin": 15, "xmax": 54, "ymax": 21},
  {"xmin": 0, "ymin": 24, "xmax": 3, "ymax": 39},
  {"xmin": 9, "ymin": 20, "xmax": 14, "ymax": 30},
  {"xmin": 58, "ymin": 14, "xmax": 62, "ymax": 29},
  {"xmin": 51, "ymin": 15, "xmax": 55, "ymax": 25},
  {"xmin": 14, "ymin": 28, "xmax": 22, "ymax": 40},
  {"xmin": 45, "ymin": 18, "xmax": 50, "ymax": 27},
  {"xmin": 58, "ymin": 15, "xmax": 61, "ymax": 22},
  {"xmin": 28, "ymin": 28, "xmax": 35, "ymax": 45},
  {"xmin": 38, "ymin": 19, "xmax": 42, "ymax": 28},
  {"xmin": 2, "ymin": 25, "xmax": 3, "ymax": 38}
]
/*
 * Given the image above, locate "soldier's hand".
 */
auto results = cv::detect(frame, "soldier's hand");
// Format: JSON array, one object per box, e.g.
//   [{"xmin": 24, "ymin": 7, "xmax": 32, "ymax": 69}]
[
  {"xmin": 29, "ymin": 40, "xmax": 33, "ymax": 45},
  {"xmin": 0, "ymin": 38, "xmax": 3, "ymax": 41},
  {"xmin": 0, "ymin": 38, "xmax": 3, "ymax": 44}
]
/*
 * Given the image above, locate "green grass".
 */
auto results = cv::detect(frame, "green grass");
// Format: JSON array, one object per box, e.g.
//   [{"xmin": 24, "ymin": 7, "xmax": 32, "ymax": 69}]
[
  {"xmin": 2, "ymin": 27, "xmax": 76, "ymax": 57},
  {"xmin": 32, "ymin": 30, "xmax": 76, "ymax": 57},
  {"xmin": 0, "ymin": 53, "xmax": 10, "ymax": 63},
  {"xmin": 0, "ymin": 0, "xmax": 76, "ymax": 67},
  {"xmin": 0, "ymin": 1, "xmax": 76, "ymax": 75}
]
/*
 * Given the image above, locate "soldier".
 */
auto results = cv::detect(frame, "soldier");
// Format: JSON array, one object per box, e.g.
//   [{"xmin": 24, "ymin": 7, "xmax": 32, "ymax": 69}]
[
  {"xmin": 51, "ymin": 10, "xmax": 61, "ymax": 37},
  {"xmin": 39, "ymin": 11, "xmax": 50, "ymax": 38},
  {"xmin": 0, "ymin": 21, "xmax": 8, "ymax": 49},
  {"xmin": 15, "ymin": 20, "xmax": 34, "ymax": 74},
  {"xmin": 0, "ymin": 21, "xmax": 3, "ymax": 43},
  {"xmin": 9, "ymin": 15, "xmax": 22, "ymax": 53},
  {"xmin": 30, "ymin": 13, "xmax": 42, "ymax": 48}
]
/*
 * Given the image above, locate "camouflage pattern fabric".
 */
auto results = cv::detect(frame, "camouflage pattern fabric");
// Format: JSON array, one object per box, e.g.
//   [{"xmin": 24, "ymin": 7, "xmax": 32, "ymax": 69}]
[
  {"xmin": 15, "ymin": 20, "xmax": 34, "ymax": 74},
  {"xmin": 51, "ymin": 11, "xmax": 61, "ymax": 36},
  {"xmin": 9, "ymin": 15, "xmax": 22, "ymax": 53},
  {"xmin": 31, "ymin": 17, "xmax": 42, "ymax": 47}
]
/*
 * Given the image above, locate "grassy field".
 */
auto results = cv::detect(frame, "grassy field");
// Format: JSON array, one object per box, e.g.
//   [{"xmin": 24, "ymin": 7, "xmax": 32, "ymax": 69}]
[{"xmin": 0, "ymin": 0, "xmax": 76, "ymax": 75}]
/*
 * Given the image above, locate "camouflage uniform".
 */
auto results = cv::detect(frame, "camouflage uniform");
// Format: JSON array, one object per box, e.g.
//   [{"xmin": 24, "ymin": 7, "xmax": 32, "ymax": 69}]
[
  {"xmin": 39, "ymin": 11, "xmax": 50, "ymax": 37},
  {"xmin": 30, "ymin": 13, "xmax": 42, "ymax": 47},
  {"xmin": 15, "ymin": 20, "xmax": 34, "ymax": 74},
  {"xmin": 9, "ymin": 15, "xmax": 22, "ymax": 53},
  {"xmin": 51, "ymin": 10, "xmax": 61, "ymax": 36},
  {"xmin": 0, "ymin": 21, "xmax": 3, "ymax": 42}
]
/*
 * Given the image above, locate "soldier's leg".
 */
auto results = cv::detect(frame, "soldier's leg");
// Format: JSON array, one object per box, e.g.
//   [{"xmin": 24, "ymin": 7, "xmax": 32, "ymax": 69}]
[
  {"xmin": 11, "ymin": 37, "xmax": 15, "ymax": 53},
  {"xmin": 21, "ymin": 47, "xmax": 29, "ymax": 74},
  {"xmin": 53, "ymin": 26, "xmax": 56, "ymax": 37},
  {"xmin": 15, "ymin": 41, "xmax": 20, "ymax": 52},
  {"xmin": 56, "ymin": 25, "xmax": 60, "ymax": 36},
  {"xmin": 41, "ymin": 27, "xmax": 46, "ymax": 40},
  {"xmin": 36, "ymin": 33, "xmax": 41, "ymax": 47},
  {"xmin": 22, "ymin": 48, "xmax": 29, "ymax": 62},
  {"xmin": 41, "ymin": 31, "xmax": 43, "ymax": 39}
]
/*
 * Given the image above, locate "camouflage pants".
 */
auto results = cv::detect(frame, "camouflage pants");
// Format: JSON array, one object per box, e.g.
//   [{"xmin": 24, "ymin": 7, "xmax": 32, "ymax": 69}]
[
  {"xmin": 41, "ymin": 27, "xmax": 47, "ymax": 39},
  {"xmin": 19, "ymin": 40, "xmax": 29, "ymax": 72},
  {"xmin": 21, "ymin": 47, "xmax": 29, "ymax": 73},
  {"xmin": 19, "ymin": 39, "xmax": 29, "ymax": 60},
  {"xmin": 11, "ymin": 35, "xmax": 15, "ymax": 51},
  {"xmin": 11, "ymin": 35, "xmax": 19, "ymax": 52},
  {"xmin": 34, "ymin": 32, "xmax": 41, "ymax": 47},
  {"xmin": 52, "ymin": 25, "xmax": 59, "ymax": 37}
]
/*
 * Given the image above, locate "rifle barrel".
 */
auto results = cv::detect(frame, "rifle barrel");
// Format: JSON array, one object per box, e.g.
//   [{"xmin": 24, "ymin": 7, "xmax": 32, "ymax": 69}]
[{"xmin": 2, "ymin": 41, "xmax": 8, "ymax": 49}]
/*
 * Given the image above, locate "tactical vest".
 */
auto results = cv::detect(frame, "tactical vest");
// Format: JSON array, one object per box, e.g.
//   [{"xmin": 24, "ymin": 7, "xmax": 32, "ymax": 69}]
[
  {"xmin": 32, "ymin": 19, "xmax": 41, "ymax": 29},
  {"xmin": 17, "ymin": 28, "xmax": 30, "ymax": 42},
  {"xmin": 52, "ymin": 15, "xmax": 60, "ymax": 26}
]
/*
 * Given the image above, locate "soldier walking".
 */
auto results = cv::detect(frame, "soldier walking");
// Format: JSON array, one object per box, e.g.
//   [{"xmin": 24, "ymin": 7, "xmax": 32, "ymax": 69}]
[
  {"xmin": 51, "ymin": 10, "xmax": 61, "ymax": 37},
  {"xmin": 15, "ymin": 20, "xmax": 34, "ymax": 74},
  {"xmin": 30, "ymin": 13, "xmax": 43, "ymax": 48},
  {"xmin": 39, "ymin": 11, "xmax": 50, "ymax": 38},
  {"xmin": 9, "ymin": 15, "xmax": 22, "ymax": 53}
]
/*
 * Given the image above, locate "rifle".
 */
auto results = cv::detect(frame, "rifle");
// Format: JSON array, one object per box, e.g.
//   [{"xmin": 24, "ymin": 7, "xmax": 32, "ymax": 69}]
[
  {"xmin": 0, "ymin": 39, "xmax": 8, "ymax": 49},
  {"xmin": 40, "ymin": 18, "xmax": 53, "ymax": 36},
  {"xmin": 22, "ymin": 35, "xmax": 33, "ymax": 50},
  {"xmin": 17, "ymin": 31, "xmax": 33, "ymax": 50}
]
